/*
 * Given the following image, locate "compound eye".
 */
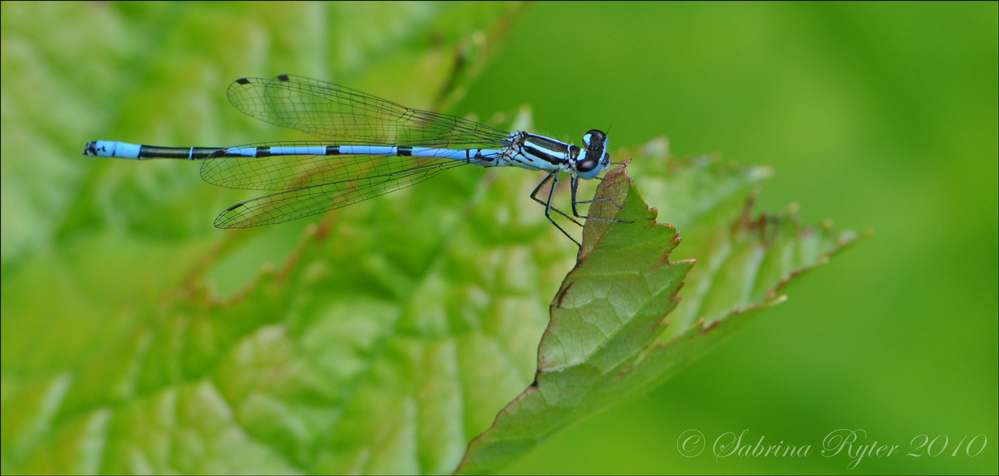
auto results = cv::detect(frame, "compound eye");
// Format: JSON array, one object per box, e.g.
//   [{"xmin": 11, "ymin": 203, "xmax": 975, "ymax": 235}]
[{"xmin": 576, "ymin": 157, "xmax": 599, "ymax": 173}]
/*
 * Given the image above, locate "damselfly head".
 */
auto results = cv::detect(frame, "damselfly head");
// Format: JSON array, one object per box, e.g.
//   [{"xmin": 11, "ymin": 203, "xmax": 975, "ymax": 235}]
[{"xmin": 575, "ymin": 129, "xmax": 610, "ymax": 179}]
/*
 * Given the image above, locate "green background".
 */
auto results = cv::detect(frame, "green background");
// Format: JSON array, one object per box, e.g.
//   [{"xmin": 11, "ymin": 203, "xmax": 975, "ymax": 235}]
[{"xmin": 2, "ymin": 2, "xmax": 996, "ymax": 474}]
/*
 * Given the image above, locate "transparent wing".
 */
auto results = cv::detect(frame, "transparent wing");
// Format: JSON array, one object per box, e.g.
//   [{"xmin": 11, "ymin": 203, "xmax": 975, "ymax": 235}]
[
  {"xmin": 199, "ymin": 141, "xmax": 493, "ymax": 191},
  {"xmin": 227, "ymin": 74, "xmax": 512, "ymax": 148},
  {"xmin": 211, "ymin": 75, "xmax": 510, "ymax": 227},
  {"xmin": 212, "ymin": 160, "xmax": 468, "ymax": 228}
]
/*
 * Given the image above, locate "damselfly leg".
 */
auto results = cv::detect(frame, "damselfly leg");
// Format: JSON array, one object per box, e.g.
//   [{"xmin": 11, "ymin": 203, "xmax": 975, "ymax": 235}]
[{"xmin": 529, "ymin": 171, "xmax": 630, "ymax": 247}]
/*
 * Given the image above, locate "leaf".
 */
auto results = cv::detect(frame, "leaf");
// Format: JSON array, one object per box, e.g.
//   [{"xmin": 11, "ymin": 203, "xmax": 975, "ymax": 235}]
[
  {"xmin": 3, "ymin": 4, "xmax": 859, "ymax": 475},
  {"xmin": 3, "ymin": 3, "xmax": 553, "ymax": 475},
  {"xmin": 456, "ymin": 140, "xmax": 858, "ymax": 474}
]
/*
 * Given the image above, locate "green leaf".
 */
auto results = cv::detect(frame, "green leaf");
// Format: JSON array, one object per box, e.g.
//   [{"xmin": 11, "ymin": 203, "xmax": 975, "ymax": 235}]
[
  {"xmin": 4, "ymin": 3, "xmax": 554, "ymax": 475},
  {"xmin": 3, "ymin": 4, "xmax": 857, "ymax": 475},
  {"xmin": 457, "ymin": 141, "xmax": 858, "ymax": 474}
]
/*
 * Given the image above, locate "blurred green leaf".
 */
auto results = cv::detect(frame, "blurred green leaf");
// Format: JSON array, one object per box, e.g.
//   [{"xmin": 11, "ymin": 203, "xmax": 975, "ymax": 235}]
[
  {"xmin": 3, "ymin": 3, "xmax": 554, "ymax": 475},
  {"xmin": 458, "ymin": 141, "xmax": 857, "ymax": 474},
  {"xmin": 2, "ymin": 3, "xmax": 860, "ymax": 475}
]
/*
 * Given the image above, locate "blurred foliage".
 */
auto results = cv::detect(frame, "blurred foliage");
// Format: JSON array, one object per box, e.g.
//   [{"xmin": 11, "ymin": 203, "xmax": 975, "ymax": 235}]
[{"xmin": 2, "ymin": 2, "xmax": 996, "ymax": 475}]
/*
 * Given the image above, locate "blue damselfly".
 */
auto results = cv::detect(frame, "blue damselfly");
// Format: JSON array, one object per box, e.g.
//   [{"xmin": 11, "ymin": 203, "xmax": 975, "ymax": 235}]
[{"xmin": 84, "ymin": 75, "xmax": 623, "ymax": 245}]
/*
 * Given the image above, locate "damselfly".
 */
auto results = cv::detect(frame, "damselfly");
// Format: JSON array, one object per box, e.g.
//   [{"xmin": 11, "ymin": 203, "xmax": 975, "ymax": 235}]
[{"xmin": 84, "ymin": 74, "xmax": 624, "ymax": 245}]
